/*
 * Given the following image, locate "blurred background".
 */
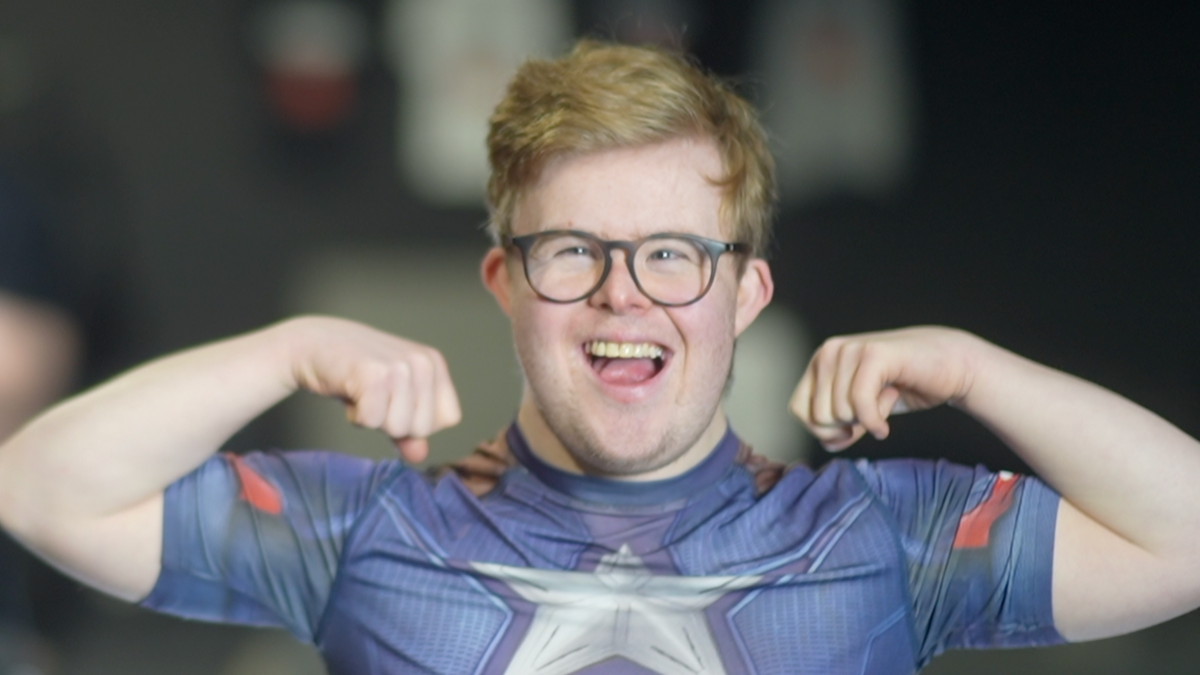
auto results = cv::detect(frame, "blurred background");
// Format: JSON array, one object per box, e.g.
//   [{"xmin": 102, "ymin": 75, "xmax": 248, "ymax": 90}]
[{"xmin": 0, "ymin": 0, "xmax": 1197, "ymax": 673}]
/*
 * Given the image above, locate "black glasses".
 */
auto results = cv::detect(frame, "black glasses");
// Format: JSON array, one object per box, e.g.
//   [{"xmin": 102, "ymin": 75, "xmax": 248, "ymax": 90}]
[{"xmin": 503, "ymin": 230, "xmax": 750, "ymax": 306}]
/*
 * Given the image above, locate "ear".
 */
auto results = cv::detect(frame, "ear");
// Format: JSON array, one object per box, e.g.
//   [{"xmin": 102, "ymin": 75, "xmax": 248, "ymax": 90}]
[
  {"xmin": 481, "ymin": 247, "xmax": 514, "ymax": 316},
  {"xmin": 734, "ymin": 259, "xmax": 774, "ymax": 336}
]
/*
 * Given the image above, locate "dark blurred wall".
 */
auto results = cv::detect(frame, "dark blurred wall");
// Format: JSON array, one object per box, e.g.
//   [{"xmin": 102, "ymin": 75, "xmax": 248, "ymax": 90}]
[
  {"xmin": 768, "ymin": 4, "xmax": 1200, "ymax": 471},
  {"xmin": 1, "ymin": 0, "xmax": 488, "ymax": 452}
]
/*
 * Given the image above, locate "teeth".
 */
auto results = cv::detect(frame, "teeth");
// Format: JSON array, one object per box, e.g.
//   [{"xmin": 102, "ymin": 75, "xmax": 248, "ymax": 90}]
[{"xmin": 587, "ymin": 341, "xmax": 664, "ymax": 359}]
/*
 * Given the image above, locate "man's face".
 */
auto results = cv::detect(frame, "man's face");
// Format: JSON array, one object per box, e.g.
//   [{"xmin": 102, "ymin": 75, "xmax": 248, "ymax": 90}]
[{"xmin": 482, "ymin": 137, "xmax": 772, "ymax": 478}]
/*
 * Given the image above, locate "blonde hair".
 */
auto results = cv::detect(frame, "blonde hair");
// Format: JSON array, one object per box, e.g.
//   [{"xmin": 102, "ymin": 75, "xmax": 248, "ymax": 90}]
[{"xmin": 486, "ymin": 39, "xmax": 776, "ymax": 257}]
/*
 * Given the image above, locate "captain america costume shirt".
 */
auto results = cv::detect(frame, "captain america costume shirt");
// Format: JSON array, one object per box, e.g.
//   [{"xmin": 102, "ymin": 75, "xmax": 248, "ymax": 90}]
[{"xmin": 141, "ymin": 425, "xmax": 1063, "ymax": 674}]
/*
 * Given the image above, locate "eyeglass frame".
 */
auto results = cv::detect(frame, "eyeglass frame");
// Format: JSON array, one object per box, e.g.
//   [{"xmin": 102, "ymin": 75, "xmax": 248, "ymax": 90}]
[{"xmin": 502, "ymin": 229, "xmax": 752, "ymax": 307}]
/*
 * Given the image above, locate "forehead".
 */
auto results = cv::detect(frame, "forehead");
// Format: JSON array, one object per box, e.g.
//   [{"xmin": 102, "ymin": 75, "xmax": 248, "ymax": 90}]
[{"xmin": 512, "ymin": 138, "xmax": 727, "ymax": 240}]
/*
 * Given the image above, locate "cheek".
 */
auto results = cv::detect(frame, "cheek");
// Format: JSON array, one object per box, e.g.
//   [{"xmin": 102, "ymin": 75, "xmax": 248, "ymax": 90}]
[
  {"xmin": 673, "ymin": 300, "xmax": 738, "ymax": 361},
  {"xmin": 696, "ymin": 280, "xmax": 741, "ymax": 335},
  {"xmin": 511, "ymin": 306, "xmax": 546, "ymax": 356},
  {"xmin": 510, "ymin": 300, "xmax": 573, "ymax": 366},
  {"xmin": 680, "ymin": 282, "xmax": 741, "ymax": 380}
]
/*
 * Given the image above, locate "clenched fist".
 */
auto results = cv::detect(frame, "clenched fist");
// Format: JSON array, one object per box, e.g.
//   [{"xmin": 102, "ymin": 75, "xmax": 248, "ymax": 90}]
[
  {"xmin": 284, "ymin": 316, "xmax": 462, "ymax": 462},
  {"xmin": 791, "ymin": 327, "xmax": 982, "ymax": 451}
]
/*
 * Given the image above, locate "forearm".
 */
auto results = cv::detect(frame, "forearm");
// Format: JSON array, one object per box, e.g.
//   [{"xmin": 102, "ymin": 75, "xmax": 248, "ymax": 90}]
[
  {"xmin": 0, "ymin": 319, "xmax": 298, "ymax": 538},
  {"xmin": 959, "ymin": 338, "xmax": 1200, "ymax": 558}
]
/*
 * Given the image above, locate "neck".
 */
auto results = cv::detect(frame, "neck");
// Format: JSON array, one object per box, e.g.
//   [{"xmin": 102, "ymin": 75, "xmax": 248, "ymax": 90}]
[{"xmin": 515, "ymin": 394, "xmax": 728, "ymax": 482}]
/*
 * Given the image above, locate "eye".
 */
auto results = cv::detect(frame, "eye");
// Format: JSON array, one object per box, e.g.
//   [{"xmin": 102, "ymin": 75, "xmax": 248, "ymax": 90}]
[
  {"xmin": 554, "ymin": 245, "xmax": 593, "ymax": 258},
  {"xmin": 643, "ymin": 240, "xmax": 702, "ymax": 265},
  {"xmin": 529, "ymin": 234, "xmax": 600, "ymax": 262},
  {"xmin": 647, "ymin": 248, "xmax": 683, "ymax": 261}
]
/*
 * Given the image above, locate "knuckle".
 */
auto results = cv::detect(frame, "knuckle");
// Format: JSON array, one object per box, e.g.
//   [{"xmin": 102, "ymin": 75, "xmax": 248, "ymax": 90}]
[
  {"xmin": 859, "ymin": 342, "xmax": 883, "ymax": 363},
  {"xmin": 433, "ymin": 352, "xmax": 456, "ymax": 386},
  {"xmin": 822, "ymin": 336, "xmax": 846, "ymax": 351},
  {"xmin": 817, "ymin": 341, "xmax": 840, "ymax": 360},
  {"xmin": 405, "ymin": 346, "xmax": 428, "ymax": 367},
  {"xmin": 386, "ymin": 360, "xmax": 413, "ymax": 385},
  {"xmin": 362, "ymin": 361, "xmax": 392, "ymax": 385},
  {"xmin": 414, "ymin": 352, "xmax": 439, "ymax": 382},
  {"xmin": 788, "ymin": 393, "xmax": 805, "ymax": 415},
  {"xmin": 426, "ymin": 347, "xmax": 449, "ymax": 369},
  {"xmin": 436, "ymin": 405, "xmax": 462, "ymax": 430}
]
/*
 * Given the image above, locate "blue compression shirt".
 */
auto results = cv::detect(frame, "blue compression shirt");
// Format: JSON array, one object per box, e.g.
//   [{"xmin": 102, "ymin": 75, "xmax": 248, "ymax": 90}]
[{"xmin": 142, "ymin": 425, "xmax": 1062, "ymax": 674}]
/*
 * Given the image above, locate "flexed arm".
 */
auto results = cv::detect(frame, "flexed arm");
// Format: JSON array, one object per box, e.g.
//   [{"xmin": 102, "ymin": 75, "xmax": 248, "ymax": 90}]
[
  {"xmin": 0, "ymin": 316, "xmax": 460, "ymax": 602},
  {"xmin": 791, "ymin": 327, "xmax": 1200, "ymax": 641}
]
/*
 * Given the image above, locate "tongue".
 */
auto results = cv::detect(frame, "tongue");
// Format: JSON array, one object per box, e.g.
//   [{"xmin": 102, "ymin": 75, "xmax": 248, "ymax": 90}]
[{"xmin": 594, "ymin": 357, "xmax": 659, "ymax": 385}]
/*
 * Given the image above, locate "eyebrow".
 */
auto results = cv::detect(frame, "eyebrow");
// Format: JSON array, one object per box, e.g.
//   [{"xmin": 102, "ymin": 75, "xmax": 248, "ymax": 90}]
[{"xmin": 540, "ymin": 225, "xmax": 710, "ymax": 240}]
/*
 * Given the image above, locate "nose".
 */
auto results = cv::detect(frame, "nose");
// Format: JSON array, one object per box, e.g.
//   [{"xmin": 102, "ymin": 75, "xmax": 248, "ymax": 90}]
[{"xmin": 588, "ymin": 249, "xmax": 652, "ymax": 313}]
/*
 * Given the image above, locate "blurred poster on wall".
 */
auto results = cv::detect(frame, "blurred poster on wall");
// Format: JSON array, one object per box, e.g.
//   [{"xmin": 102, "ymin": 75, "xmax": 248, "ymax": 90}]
[
  {"xmin": 249, "ymin": 0, "xmax": 370, "ymax": 136},
  {"xmin": 383, "ymin": 0, "xmax": 569, "ymax": 205},
  {"xmin": 751, "ymin": 0, "xmax": 912, "ymax": 206}
]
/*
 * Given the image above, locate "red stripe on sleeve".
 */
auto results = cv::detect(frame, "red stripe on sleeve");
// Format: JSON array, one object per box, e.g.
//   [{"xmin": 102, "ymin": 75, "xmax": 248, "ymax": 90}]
[
  {"xmin": 952, "ymin": 473, "xmax": 1019, "ymax": 549},
  {"xmin": 225, "ymin": 454, "xmax": 284, "ymax": 515}
]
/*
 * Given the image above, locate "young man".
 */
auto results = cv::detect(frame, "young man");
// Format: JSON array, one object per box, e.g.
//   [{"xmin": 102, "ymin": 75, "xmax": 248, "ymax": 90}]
[{"xmin": 2, "ymin": 41, "xmax": 1200, "ymax": 675}]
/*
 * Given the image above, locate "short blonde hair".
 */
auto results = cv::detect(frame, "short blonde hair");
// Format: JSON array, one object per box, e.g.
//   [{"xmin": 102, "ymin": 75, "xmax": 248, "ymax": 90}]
[{"xmin": 486, "ymin": 39, "xmax": 776, "ymax": 258}]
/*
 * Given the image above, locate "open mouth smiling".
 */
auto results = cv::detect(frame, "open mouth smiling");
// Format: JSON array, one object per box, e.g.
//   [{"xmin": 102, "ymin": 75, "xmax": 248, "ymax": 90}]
[{"xmin": 584, "ymin": 340, "xmax": 668, "ymax": 386}]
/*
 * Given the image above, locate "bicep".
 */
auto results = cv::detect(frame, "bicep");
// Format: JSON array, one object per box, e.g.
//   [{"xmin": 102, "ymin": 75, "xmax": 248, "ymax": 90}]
[
  {"xmin": 19, "ymin": 493, "xmax": 163, "ymax": 603},
  {"xmin": 1052, "ymin": 498, "xmax": 1198, "ymax": 641}
]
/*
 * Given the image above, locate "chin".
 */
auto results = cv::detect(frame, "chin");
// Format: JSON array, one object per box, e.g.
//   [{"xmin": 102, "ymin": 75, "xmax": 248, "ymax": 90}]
[
  {"xmin": 573, "ymin": 442, "xmax": 681, "ymax": 477},
  {"xmin": 545, "ymin": 408, "xmax": 698, "ymax": 477}
]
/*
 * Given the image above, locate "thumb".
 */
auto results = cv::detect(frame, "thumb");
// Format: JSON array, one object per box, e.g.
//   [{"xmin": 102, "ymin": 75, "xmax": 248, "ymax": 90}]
[
  {"xmin": 878, "ymin": 386, "xmax": 902, "ymax": 419},
  {"xmin": 396, "ymin": 437, "xmax": 430, "ymax": 463},
  {"xmin": 867, "ymin": 386, "xmax": 902, "ymax": 441}
]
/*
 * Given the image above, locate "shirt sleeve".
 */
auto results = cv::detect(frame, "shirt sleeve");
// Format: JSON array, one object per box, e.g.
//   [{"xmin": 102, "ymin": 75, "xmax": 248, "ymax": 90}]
[
  {"xmin": 139, "ymin": 450, "xmax": 396, "ymax": 641},
  {"xmin": 856, "ymin": 458, "xmax": 1064, "ymax": 664}
]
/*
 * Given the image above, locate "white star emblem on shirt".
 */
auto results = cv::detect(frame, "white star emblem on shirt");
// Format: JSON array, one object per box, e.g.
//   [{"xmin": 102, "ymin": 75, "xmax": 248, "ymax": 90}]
[{"xmin": 472, "ymin": 544, "xmax": 762, "ymax": 675}]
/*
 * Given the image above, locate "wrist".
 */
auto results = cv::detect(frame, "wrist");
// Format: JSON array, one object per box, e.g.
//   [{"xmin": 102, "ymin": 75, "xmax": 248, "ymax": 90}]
[
  {"xmin": 950, "ymin": 331, "xmax": 1024, "ymax": 413},
  {"xmin": 261, "ymin": 315, "xmax": 321, "ymax": 395}
]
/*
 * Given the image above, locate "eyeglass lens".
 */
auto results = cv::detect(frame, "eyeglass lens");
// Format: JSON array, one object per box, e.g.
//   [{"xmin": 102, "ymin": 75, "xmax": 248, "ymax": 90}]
[{"xmin": 523, "ymin": 232, "xmax": 714, "ymax": 304}]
